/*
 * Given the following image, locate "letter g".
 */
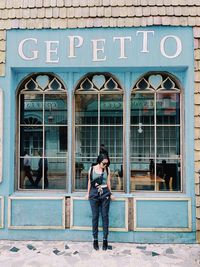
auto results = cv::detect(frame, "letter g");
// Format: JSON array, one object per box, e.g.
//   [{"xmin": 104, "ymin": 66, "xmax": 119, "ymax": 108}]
[{"xmin": 18, "ymin": 38, "xmax": 38, "ymax": 60}]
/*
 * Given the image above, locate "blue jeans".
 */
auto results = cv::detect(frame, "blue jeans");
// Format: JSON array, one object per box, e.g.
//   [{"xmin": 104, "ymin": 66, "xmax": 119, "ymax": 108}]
[{"xmin": 89, "ymin": 187, "xmax": 111, "ymax": 240}]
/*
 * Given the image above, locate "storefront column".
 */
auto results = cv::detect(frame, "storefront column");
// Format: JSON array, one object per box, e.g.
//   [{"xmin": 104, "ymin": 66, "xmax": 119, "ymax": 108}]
[
  {"xmin": 125, "ymin": 72, "xmax": 131, "ymax": 194},
  {"xmin": 67, "ymin": 72, "xmax": 73, "ymax": 193}
]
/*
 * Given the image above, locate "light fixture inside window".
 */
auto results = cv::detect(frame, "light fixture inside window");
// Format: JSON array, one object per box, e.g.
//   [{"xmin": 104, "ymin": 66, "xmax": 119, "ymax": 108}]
[{"xmin": 138, "ymin": 122, "xmax": 143, "ymax": 133}]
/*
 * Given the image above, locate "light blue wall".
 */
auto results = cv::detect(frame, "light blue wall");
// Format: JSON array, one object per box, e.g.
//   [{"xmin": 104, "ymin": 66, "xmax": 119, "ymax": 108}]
[
  {"xmin": 0, "ymin": 26, "xmax": 196, "ymax": 243},
  {"xmin": 72, "ymin": 198, "xmax": 127, "ymax": 229},
  {"xmin": 136, "ymin": 199, "xmax": 189, "ymax": 228},
  {"xmin": 10, "ymin": 198, "xmax": 64, "ymax": 228}
]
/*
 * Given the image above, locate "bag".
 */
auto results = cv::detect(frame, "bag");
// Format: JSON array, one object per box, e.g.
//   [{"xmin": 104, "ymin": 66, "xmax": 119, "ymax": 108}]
[
  {"xmin": 91, "ymin": 174, "xmax": 103, "ymax": 187},
  {"xmin": 89, "ymin": 166, "xmax": 108, "ymax": 187},
  {"xmin": 99, "ymin": 187, "xmax": 111, "ymax": 199}
]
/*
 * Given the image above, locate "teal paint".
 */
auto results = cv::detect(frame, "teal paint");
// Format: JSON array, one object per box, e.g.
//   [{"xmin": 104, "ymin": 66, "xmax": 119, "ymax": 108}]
[
  {"xmin": 0, "ymin": 26, "xmax": 196, "ymax": 243},
  {"xmin": 0, "ymin": 197, "xmax": 3, "ymax": 227},
  {"xmin": 136, "ymin": 200, "xmax": 189, "ymax": 228},
  {"xmin": 7, "ymin": 27, "xmax": 192, "ymax": 68},
  {"xmin": 72, "ymin": 199, "xmax": 127, "ymax": 229},
  {"xmin": 10, "ymin": 198, "xmax": 63, "ymax": 227}
]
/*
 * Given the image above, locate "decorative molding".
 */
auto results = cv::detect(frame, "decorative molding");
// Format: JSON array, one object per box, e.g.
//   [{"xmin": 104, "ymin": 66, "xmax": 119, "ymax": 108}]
[
  {"xmin": 70, "ymin": 197, "xmax": 128, "ymax": 231},
  {"xmin": 8, "ymin": 196, "xmax": 65, "ymax": 229},
  {"xmin": 134, "ymin": 197, "xmax": 192, "ymax": 232}
]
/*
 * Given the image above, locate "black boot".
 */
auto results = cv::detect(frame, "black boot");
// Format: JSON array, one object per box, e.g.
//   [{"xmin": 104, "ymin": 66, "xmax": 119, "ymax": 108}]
[
  {"xmin": 93, "ymin": 240, "xmax": 99, "ymax": 250},
  {"xmin": 102, "ymin": 240, "xmax": 108, "ymax": 251}
]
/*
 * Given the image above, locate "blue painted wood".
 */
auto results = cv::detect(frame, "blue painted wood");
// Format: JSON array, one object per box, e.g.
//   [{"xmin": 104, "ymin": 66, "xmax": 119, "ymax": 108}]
[
  {"xmin": 6, "ymin": 27, "xmax": 193, "ymax": 68},
  {"xmin": 0, "ymin": 197, "xmax": 3, "ymax": 227},
  {"xmin": 10, "ymin": 198, "xmax": 63, "ymax": 227},
  {"xmin": 136, "ymin": 199, "xmax": 189, "ymax": 228},
  {"xmin": 72, "ymin": 199, "xmax": 127, "ymax": 229}
]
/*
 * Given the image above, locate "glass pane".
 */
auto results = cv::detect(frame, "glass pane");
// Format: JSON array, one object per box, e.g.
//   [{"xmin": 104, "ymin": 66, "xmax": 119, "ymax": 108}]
[
  {"xmin": 59, "ymin": 126, "xmax": 68, "ymax": 153},
  {"xmin": 33, "ymin": 157, "xmax": 66, "ymax": 190},
  {"xmin": 46, "ymin": 158, "xmax": 66, "ymax": 190},
  {"xmin": 130, "ymin": 126, "xmax": 155, "ymax": 158},
  {"xmin": 100, "ymin": 126, "xmax": 123, "ymax": 157},
  {"xmin": 75, "ymin": 159, "xmax": 94, "ymax": 190},
  {"xmin": 100, "ymin": 94, "xmax": 123, "ymax": 125},
  {"xmin": 45, "ymin": 126, "xmax": 67, "ymax": 157},
  {"xmin": 156, "ymin": 93, "xmax": 180, "ymax": 124},
  {"xmin": 156, "ymin": 126, "xmax": 180, "ymax": 158},
  {"xmin": 44, "ymin": 94, "xmax": 67, "ymax": 125},
  {"xmin": 130, "ymin": 158, "xmax": 155, "ymax": 191},
  {"xmin": 156, "ymin": 159, "xmax": 181, "ymax": 191},
  {"xmin": 109, "ymin": 160, "xmax": 123, "ymax": 191},
  {"xmin": 74, "ymin": 158, "xmax": 124, "ymax": 191},
  {"xmin": 20, "ymin": 94, "xmax": 43, "ymax": 125},
  {"xmin": 20, "ymin": 126, "xmax": 43, "ymax": 156},
  {"xmin": 20, "ymin": 157, "xmax": 39, "ymax": 189},
  {"xmin": 75, "ymin": 126, "xmax": 98, "ymax": 158},
  {"xmin": 131, "ymin": 93, "xmax": 154, "ymax": 125},
  {"xmin": 75, "ymin": 94, "xmax": 98, "ymax": 125}
]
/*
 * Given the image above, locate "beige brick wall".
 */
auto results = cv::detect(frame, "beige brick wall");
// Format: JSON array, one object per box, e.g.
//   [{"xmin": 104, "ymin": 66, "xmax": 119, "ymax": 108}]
[{"xmin": 194, "ymin": 28, "xmax": 200, "ymax": 242}]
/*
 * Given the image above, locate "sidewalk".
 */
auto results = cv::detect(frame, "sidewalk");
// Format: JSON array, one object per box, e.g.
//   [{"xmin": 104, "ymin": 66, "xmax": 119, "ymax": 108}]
[{"xmin": 0, "ymin": 240, "xmax": 199, "ymax": 267}]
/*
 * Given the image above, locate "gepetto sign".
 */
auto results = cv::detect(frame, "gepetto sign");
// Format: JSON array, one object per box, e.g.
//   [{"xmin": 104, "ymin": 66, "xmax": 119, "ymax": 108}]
[
  {"xmin": 18, "ymin": 31, "xmax": 182, "ymax": 63},
  {"xmin": 7, "ymin": 27, "xmax": 192, "ymax": 67}
]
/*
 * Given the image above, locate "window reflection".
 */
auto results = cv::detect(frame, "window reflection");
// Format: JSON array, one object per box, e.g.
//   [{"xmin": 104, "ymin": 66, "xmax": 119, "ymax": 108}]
[
  {"xmin": 75, "ymin": 94, "xmax": 98, "ymax": 125},
  {"xmin": 44, "ymin": 94, "xmax": 67, "ymax": 125},
  {"xmin": 43, "ymin": 158, "xmax": 66, "ymax": 190},
  {"xmin": 75, "ymin": 126, "xmax": 98, "ymax": 158},
  {"xmin": 19, "ymin": 74, "xmax": 67, "ymax": 190},
  {"xmin": 100, "ymin": 94, "xmax": 123, "ymax": 125},
  {"xmin": 100, "ymin": 126, "xmax": 123, "ymax": 157},
  {"xmin": 156, "ymin": 159, "xmax": 181, "ymax": 191},
  {"xmin": 131, "ymin": 73, "xmax": 181, "ymax": 192},
  {"xmin": 131, "ymin": 93, "xmax": 154, "ymax": 125},
  {"xmin": 20, "ymin": 126, "xmax": 43, "ymax": 157},
  {"xmin": 75, "ymin": 160, "xmax": 91, "ymax": 190},
  {"xmin": 20, "ymin": 157, "xmax": 38, "ymax": 189},
  {"xmin": 20, "ymin": 156, "xmax": 66, "ymax": 190},
  {"xmin": 20, "ymin": 94, "xmax": 43, "ymax": 124},
  {"xmin": 109, "ymin": 161, "xmax": 123, "ymax": 191},
  {"xmin": 156, "ymin": 93, "xmax": 180, "ymax": 124},
  {"xmin": 130, "ymin": 159, "xmax": 155, "ymax": 191},
  {"xmin": 75, "ymin": 159, "xmax": 123, "ymax": 191},
  {"xmin": 156, "ymin": 126, "xmax": 180, "ymax": 157},
  {"xmin": 45, "ymin": 126, "xmax": 67, "ymax": 157},
  {"xmin": 130, "ymin": 126, "xmax": 154, "ymax": 158},
  {"xmin": 130, "ymin": 158, "xmax": 181, "ymax": 191},
  {"xmin": 75, "ymin": 73, "xmax": 124, "ymax": 191}
]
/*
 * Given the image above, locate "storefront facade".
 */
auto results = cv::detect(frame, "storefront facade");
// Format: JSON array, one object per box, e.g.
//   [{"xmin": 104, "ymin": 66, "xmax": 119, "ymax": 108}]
[{"xmin": 0, "ymin": 24, "xmax": 196, "ymax": 243}]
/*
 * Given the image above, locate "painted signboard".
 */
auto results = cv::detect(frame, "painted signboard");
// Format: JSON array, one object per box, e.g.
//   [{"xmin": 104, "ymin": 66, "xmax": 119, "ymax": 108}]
[{"xmin": 7, "ymin": 27, "xmax": 193, "ymax": 68}]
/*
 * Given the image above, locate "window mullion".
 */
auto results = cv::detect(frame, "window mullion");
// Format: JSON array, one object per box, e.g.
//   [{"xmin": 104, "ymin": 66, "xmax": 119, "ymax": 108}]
[
  {"xmin": 42, "ymin": 94, "xmax": 45, "ymax": 190},
  {"xmin": 154, "ymin": 91, "xmax": 157, "ymax": 191},
  {"xmin": 18, "ymin": 94, "xmax": 21, "ymax": 190},
  {"xmin": 98, "ymin": 93, "xmax": 100, "ymax": 153}
]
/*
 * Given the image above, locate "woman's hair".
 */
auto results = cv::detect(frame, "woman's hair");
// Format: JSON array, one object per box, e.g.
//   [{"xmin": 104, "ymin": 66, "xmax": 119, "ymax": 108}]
[{"xmin": 96, "ymin": 153, "xmax": 109, "ymax": 164}]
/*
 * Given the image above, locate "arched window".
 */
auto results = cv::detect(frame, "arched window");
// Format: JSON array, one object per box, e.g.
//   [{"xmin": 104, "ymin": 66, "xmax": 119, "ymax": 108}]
[
  {"xmin": 18, "ymin": 74, "xmax": 67, "ymax": 190},
  {"xmin": 74, "ymin": 73, "xmax": 124, "ymax": 191},
  {"xmin": 130, "ymin": 73, "xmax": 181, "ymax": 192}
]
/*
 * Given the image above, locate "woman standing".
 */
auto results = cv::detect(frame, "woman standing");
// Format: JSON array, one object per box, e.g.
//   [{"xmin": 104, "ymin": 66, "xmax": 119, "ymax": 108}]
[{"xmin": 86, "ymin": 154, "xmax": 114, "ymax": 251}]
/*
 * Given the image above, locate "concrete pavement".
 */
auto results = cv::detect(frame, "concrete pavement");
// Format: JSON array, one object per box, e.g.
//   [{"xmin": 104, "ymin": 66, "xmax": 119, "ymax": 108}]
[{"xmin": 0, "ymin": 240, "xmax": 199, "ymax": 267}]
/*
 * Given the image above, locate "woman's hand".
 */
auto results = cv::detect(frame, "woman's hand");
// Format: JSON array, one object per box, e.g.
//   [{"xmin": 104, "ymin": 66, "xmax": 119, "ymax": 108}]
[
  {"xmin": 85, "ymin": 193, "xmax": 89, "ymax": 200},
  {"xmin": 110, "ymin": 194, "xmax": 115, "ymax": 201}
]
